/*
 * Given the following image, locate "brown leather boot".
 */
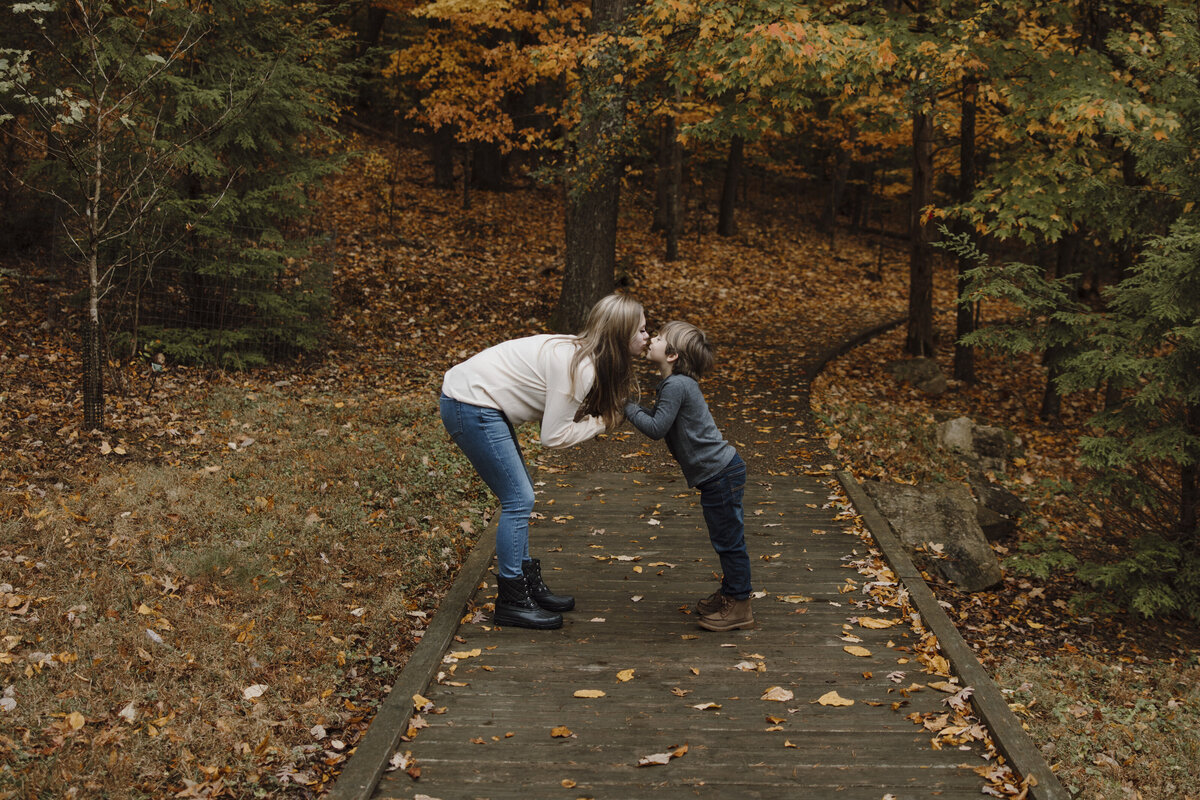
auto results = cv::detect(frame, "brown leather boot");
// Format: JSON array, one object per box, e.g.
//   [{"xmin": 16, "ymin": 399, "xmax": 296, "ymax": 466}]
[
  {"xmin": 694, "ymin": 589, "xmax": 725, "ymax": 616},
  {"xmin": 697, "ymin": 595, "xmax": 754, "ymax": 631}
]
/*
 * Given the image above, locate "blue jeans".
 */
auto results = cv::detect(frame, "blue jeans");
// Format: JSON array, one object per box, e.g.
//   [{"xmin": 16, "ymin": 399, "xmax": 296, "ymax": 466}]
[
  {"xmin": 697, "ymin": 453, "xmax": 751, "ymax": 599},
  {"xmin": 440, "ymin": 395, "xmax": 533, "ymax": 579}
]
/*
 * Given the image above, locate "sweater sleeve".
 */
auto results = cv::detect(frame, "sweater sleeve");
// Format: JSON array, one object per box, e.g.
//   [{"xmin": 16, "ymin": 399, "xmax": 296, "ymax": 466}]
[
  {"xmin": 539, "ymin": 345, "xmax": 607, "ymax": 449},
  {"xmin": 624, "ymin": 378, "xmax": 685, "ymax": 440}
]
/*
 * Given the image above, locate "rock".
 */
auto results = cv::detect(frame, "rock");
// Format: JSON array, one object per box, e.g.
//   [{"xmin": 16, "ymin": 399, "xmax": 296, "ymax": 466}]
[
  {"xmin": 970, "ymin": 474, "xmax": 1028, "ymax": 541},
  {"xmin": 973, "ymin": 424, "xmax": 1023, "ymax": 462},
  {"xmin": 860, "ymin": 480, "xmax": 1003, "ymax": 592},
  {"xmin": 935, "ymin": 417, "xmax": 1023, "ymax": 472},
  {"xmin": 936, "ymin": 417, "xmax": 974, "ymax": 453},
  {"xmin": 977, "ymin": 505, "xmax": 1016, "ymax": 541},
  {"xmin": 884, "ymin": 357, "xmax": 948, "ymax": 395}
]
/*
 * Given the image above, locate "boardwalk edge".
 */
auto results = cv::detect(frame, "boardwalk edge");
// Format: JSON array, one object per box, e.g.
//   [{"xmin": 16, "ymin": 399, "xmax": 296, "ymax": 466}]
[
  {"xmin": 326, "ymin": 517, "xmax": 498, "ymax": 800},
  {"xmin": 837, "ymin": 472, "xmax": 1072, "ymax": 800}
]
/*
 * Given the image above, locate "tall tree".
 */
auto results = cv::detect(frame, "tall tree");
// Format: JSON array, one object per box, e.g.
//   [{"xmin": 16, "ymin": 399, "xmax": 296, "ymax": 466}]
[
  {"xmin": 553, "ymin": 0, "xmax": 630, "ymax": 331},
  {"xmin": 1, "ymin": 0, "xmax": 218, "ymax": 428}
]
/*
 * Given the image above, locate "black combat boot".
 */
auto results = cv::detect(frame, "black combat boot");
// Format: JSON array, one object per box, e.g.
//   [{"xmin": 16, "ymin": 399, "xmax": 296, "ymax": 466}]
[
  {"xmin": 522, "ymin": 558, "xmax": 575, "ymax": 612},
  {"xmin": 494, "ymin": 574, "xmax": 563, "ymax": 629}
]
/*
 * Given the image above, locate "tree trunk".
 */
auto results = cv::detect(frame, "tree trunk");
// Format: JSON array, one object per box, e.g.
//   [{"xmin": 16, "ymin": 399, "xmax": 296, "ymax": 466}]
[
  {"xmin": 717, "ymin": 135, "xmax": 744, "ymax": 237},
  {"xmin": 557, "ymin": 177, "xmax": 618, "ymax": 331},
  {"xmin": 662, "ymin": 115, "xmax": 682, "ymax": 261},
  {"xmin": 1040, "ymin": 234, "xmax": 1078, "ymax": 422},
  {"xmin": 83, "ymin": 114, "xmax": 105, "ymax": 430},
  {"xmin": 822, "ymin": 144, "xmax": 851, "ymax": 230},
  {"xmin": 905, "ymin": 100, "xmax": 935, "ymax": 357},
  {"xmin": 954, "ymin": 78, "xmax": 978, "ymax": 383},
  {"xmin": 471, "ymin": 141, "xmax": 506, "ymax": 190},
  {"xmin": 431, "ymin": 127, "xmax": 455, "ymax": 190},
  {"xmin": 83, "ymin": 259, "xmax": 104, "ymax": 431},
  {"xmin": 1182, "ymin": 401, "xmax": 1199, "ymax": 541},
  {"xmin": 554, "ymin": 0, "xmax": 627, "ymax": 332}
]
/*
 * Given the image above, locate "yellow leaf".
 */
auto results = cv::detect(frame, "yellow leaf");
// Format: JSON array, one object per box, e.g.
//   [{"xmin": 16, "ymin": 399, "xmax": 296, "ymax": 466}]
[
  {"xmin": 761, "ymin": 686, "xmax": 793, "ymax": 702},
  {"xmin": 843, "ymin": 646, "xmax": 872, "ymax": 657},
  {"xmin": 448, "ymin": 649, "xmax": 481, "ymax": 660},
  {"xmin": 616, "ymin": 669, "xmax": 635, "ymax": 682},
  {"xmin": 928, "ymin": 681, "xmax": 959, "ymax": 693},
  {"xmin": 412, "ymin": 693, "xmax": 433, "ymax": 711},
  {"xmin": 136, "ymin": 604, "xmax": 154, "ymax": 615},
  {"xmin": 573, "ymin": 689, "xmax": 606, "ymax": 698},
  {"xmin": 818, "ymin": 691, "xmax": 854, "ymax": 707},
  {"xmin": 692, "ymin": 702, "xmax": 721, "ymax": 710},
  {"xmin": 66, "ymin": 711, "xmax": 86, "ymax": 730},
  {"xmin": 561, "ymin": 779, "xmax": 577, "ymax": 788},
  {"xmin": 550, "ymin": 726, "xmax": 572, "ymax": 738},
  {"xmin": 857, "ymin": 617, "xmax": 897, "ymax": 629}
]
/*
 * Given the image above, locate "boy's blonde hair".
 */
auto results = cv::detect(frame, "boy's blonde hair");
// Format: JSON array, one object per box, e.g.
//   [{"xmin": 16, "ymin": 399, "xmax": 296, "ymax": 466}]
[{"xmin": 658, "ymin": 320, "xmax": 714, "ymax": 381}]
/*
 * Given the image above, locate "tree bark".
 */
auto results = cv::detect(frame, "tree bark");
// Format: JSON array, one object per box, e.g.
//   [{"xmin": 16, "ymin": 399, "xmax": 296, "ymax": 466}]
[
  {"xmin": 431, "ymin": 127, "xmax": 456, "ymax": 190},
  {"xmin": 954, "ymin": 78, "xmax": 978, "ymax": 383},
  {"xmin": 554, "ymin": 0, "xmax": 627, "ymax": 332},
  {"xmin": 1040, "ymin": 235, "xmax": 1078, "ymax": 422},
  {"xmin": 717, "ymin": 135, "xmax": 744, "ymax": 237},
  {"xmin": 1182, "ymin": 401, "xmax": 1199, "ymax": 542},
  {"xmin": 662, "ymin": 115, "xmax": 682, "ymax": 261},
  {"xmin": 905, "ymin": 99, "xmax": 935, "ymax": 356}
]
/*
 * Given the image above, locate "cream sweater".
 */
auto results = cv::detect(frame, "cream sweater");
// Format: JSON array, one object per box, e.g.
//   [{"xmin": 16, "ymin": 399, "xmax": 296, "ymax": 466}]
[{"xmin": 441, "ymin": 334, "xmax": 607, "ymax": 449}]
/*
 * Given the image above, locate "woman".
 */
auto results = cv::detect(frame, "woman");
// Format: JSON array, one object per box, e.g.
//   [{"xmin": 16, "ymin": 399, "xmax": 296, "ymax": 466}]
[{"xmin": 440, "ymin": 293, "xmax": 649, "ymax": 629}]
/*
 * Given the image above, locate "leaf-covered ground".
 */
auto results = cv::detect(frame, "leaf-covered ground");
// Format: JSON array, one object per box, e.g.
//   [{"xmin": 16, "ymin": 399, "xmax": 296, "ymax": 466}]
[{"xmin": 1, "ymin": 133, "xmax": 1197, "ymax": 798}]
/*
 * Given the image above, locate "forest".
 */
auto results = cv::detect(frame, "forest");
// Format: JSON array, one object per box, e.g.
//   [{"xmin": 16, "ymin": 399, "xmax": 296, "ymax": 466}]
[{"xmin": 1, "ymin": 0, "xmax": 1198, "ymax": 797}]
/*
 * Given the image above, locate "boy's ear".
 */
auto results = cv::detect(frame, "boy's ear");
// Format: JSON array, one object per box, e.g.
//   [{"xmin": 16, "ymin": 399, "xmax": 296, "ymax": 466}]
[{"xmin": 666, "ymin": 351, "xmax": 679, "ymax": 364}]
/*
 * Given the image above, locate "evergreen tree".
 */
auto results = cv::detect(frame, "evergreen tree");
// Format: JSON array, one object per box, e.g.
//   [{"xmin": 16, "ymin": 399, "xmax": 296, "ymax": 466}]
[{"xmin": 0, "ymin": 0, "xmax": 352, "ymax": 427}]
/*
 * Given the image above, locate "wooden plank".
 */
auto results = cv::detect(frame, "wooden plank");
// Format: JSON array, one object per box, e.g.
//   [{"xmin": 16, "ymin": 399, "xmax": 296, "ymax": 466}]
[
  {"xmin": 346, "ymin": 471, "xmax": 1014, "ymax": 800},
  {"xmin": 838, "ymin": 472, "xmax": 1070, "ymax": 800}
]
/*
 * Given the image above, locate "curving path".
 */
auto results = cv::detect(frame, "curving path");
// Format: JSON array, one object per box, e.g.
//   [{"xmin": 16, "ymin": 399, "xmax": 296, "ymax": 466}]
[{"xmin": 328, "ymin": 316, "xmax": 1068, "ymax": 800}]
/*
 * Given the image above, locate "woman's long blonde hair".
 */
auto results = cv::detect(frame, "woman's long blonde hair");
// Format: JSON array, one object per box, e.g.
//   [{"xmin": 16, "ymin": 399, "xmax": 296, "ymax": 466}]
[{"xmin": 570, "ymin": 293, "xmax": 643, "ymax": 429}]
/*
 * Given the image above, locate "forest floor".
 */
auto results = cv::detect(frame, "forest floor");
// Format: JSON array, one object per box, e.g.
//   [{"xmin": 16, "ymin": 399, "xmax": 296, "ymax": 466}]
[{"xmin": 1, "ymin": 131, "xmax": 1198, "ymax": 799}]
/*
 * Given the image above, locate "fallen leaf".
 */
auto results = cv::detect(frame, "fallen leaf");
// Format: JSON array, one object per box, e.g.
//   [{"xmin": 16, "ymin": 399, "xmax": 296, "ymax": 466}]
[
  {"xmin": 857, "ymin": 617, "xmax": 898, "ymax": 628},
  {"xmin": 616, "ymin": 669, "xmax": 635, "ymax": 682},
  {"xmin": 550, "ymin": 726, "xmax": 573, "ymax": 738},
  {"xmin": 66, "ymin": 711, "xmax": 86, "ymax": 730},
  {"xmin": 817, "ymin": 691, "xmax": 854, "ymax": 707},
  {"xmin": 691, "ymin": 702, "xmax": 722, "ymax": 710},
  {"xmin": 242, "ymin": 684, "xmax": 268, "ymax": 700},
  {"xmin": 573, "ymin": 689, "xmax": 606, "ymax": 698},
  {"xmin": 761, "ymin": 686, "xmax": 793, "ymax": 702},
  {"xmin": 843, "ymin": 645, "xmax": 872, "ymax": 657}
]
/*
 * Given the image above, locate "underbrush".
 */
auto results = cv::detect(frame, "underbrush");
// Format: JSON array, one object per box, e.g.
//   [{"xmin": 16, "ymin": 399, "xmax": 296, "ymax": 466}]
[{"xmin": 0, "ymin": 384, "xmax": 490, "ymax": 798}]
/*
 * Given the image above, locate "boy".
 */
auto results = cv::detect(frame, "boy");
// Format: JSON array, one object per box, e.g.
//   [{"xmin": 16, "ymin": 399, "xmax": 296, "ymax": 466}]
[{"xmin": 624, "ymin": 321, "xmax": 753, "ymax": 631}]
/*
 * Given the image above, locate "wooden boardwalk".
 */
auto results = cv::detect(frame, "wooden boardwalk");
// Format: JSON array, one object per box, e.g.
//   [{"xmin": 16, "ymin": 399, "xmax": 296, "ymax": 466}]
[{"xmin": 361, "ymin": 471, "xmax": 1005, "ymax": 800}]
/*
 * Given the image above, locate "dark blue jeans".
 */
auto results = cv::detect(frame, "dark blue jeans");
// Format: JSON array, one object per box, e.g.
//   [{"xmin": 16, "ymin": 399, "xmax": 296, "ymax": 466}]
[
  {"xmin": 440, "ymin": 394, "xmax": 533, "ymax": 579},
  {"xmin": 697, "ymin": 453, "xmax": 751, "ymax": 599}
]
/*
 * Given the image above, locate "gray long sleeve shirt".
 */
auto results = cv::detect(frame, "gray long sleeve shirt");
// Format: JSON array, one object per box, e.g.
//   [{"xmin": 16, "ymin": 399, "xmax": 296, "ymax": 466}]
[{"xmin": 624, "ymin": 374, "xmax": 737, "ymax": 488}]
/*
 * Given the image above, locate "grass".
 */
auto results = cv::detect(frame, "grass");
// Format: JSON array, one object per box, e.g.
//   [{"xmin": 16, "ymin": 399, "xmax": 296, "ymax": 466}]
[
  {"xmin": 0, "ymin": 382, "xmax": 491, "ymax": 798},
  {"xmin": 992, "ymin": 655, "xmax": 1200, "ymax": 799}
]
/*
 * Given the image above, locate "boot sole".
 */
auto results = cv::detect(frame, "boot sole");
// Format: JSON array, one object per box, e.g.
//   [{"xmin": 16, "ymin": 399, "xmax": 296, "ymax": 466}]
[
  {"xmin": 697, "ymin": 618, "xmax": 755, "ymax": 632},
  {"xmin": 492, "ymin": 612, "xmax": 563, "ymax": 630}
]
